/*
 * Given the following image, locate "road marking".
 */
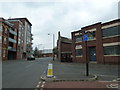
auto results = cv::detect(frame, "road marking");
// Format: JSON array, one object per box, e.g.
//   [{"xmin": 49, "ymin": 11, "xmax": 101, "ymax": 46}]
[
  {"xmin": 106, "ymin": 84, "xmax": 119, "ymax": 88},
  {"xmin": 43, "ymin": 81, "xmax": 45, "ymax": 84},
  {"xmin": 39, "ymin": 82, "xmax": 41, "ymax": 84},
  {"xmin": 41, "ymin": 81, "xmax": 45, "ymax": 88},
  {"xmin": 36, "ymin": 85, "xmax": 39, "ymax": 88}
]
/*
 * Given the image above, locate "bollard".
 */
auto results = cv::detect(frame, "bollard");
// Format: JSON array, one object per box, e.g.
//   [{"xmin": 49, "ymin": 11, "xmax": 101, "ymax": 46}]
[{"xmin": 47, "ymin": 63, "xmax": 53, "ymax": 77}]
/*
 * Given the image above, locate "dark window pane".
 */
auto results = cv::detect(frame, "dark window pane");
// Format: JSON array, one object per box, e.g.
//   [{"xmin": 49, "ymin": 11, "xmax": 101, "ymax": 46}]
[
  {"xmin": 114, "ymin": 45, "xmax": 120, "ymax": 55},
  {"xmin": 87, "ymin": 31, "xmax": 96, "ymax": 40},
  {"xmin": 75, "ymin": 35, "xmax": 82, "ymax": 42},
  {"xmin": 104, "ymin": 45, "xmax": 120, "ymax": 55},
  {"xmin": 102, "ymin": 26, "xmax": 120, "ymax": 37},
  {"xmin": 76, "ymin": 49, "xmax": 82, "ymax": 56}
]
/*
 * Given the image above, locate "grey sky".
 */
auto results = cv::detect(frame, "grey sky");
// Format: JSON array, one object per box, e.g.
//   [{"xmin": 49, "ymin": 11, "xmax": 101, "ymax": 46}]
[{"xmin": 0, "ymin": 0, "xmax": 119, "ymax": 50}]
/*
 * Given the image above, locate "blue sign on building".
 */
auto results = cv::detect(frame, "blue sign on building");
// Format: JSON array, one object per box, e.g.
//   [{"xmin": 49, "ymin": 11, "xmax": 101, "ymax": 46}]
[{"xmin": 83, "ymin": 34, "xmax": 88, "ymax": 41}]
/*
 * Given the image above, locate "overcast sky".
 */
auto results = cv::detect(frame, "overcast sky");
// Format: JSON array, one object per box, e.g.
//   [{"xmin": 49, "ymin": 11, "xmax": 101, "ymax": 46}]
[{"xmin": 0, "ymin": 0, "xmax": 119, "ymax": 50}]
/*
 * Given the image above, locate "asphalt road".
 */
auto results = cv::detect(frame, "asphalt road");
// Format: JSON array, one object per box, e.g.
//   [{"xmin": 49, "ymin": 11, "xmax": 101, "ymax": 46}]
[{"xmin": 2, "ymin": 57, "xmax": 52, "ymax": 88}]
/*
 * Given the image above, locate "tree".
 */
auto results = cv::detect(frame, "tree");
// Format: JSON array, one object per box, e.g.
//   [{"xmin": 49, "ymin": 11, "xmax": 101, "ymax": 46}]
[
  {"xmin": 33, "ymin": 47, "xmax": 39, "ymax": 57},
  {"xmin": 53, "ymin": 47, "xmax": 58, "ymax": 55}
]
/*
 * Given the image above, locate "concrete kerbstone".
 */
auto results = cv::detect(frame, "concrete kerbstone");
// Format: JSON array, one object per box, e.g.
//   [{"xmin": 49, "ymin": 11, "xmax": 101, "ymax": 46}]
[
  {"xmin": 41, "ymin": 74, "xmax": 98, "ymax": 82},
  {"xmin": 41, "ymin": 75, "xmax": 56, "ymax": 82}
]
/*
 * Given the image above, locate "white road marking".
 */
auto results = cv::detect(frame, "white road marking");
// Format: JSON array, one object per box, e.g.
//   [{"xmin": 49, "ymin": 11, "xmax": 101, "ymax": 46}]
[
  {"xmin": 39, "ymin": 82, "xmax": 41, "ymax": 84},
  {"xmin": 41, "ymin": 85, "xmax": 44, "ymax": 88},
  {"xmin": 41, "ymin": 81, "xmax": 45, "ymax": 88},
  {"xmin": 36, "ymin": 85, "xmax": 39, "ymax": 88},
  {"xmin": 43, "ymin": 81, "xmax": 45, "ymax": 84}
]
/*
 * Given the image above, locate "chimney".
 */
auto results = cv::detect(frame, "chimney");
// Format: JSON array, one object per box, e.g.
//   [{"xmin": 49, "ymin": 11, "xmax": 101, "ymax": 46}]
[{"xmin": 58, "ymin": 31, "xmax": 61, "ymax": 39}]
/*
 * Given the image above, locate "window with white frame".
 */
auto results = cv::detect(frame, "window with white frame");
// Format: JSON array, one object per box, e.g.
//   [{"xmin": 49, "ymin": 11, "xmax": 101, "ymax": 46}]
[
  {"xmin": 104, "ymin": 45, "xmax": 120, "ymax": 55},
  {"xmin": 75, "ymin": 45, "xmax": 82, "ymax": 56},
  {"xmin": 87, "ymin": 31, "xmax": 96, "ymax": 40},
  {"xmin": 102, "ymin": 25, "xmax": 120, "ymax": 37},
  {"xmin": 75, "ymin": 35, "xmax": 82, "ymax": 42},
  {"xmin": 76, "ymin": 49, "xmax": 82, "ymax": 56}
]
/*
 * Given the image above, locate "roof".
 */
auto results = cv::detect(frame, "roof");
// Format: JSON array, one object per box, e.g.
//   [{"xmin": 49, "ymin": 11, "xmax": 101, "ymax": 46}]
[
  {"xmin": 8, "ymin": 17, "xmax": 32, "ymax": 26},
  {"xmin": 60, "ymin": 36, "xmax": 72, "ymax": 43}
]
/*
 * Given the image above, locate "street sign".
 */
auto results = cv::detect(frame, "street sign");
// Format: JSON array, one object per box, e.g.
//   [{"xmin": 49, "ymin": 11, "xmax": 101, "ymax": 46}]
[{"xmin": 83, "ymin": 34, "xmax": 88, "ymax": 41}]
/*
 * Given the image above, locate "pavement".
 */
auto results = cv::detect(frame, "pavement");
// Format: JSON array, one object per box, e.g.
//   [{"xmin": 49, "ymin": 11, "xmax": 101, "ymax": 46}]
[
  {"xmin": 38, "ymin": 81, "xmax": 119, "ymax": 89},
  {"xmin": 38, "ymin": 59, "xmax": 119, "ymax": 89}
]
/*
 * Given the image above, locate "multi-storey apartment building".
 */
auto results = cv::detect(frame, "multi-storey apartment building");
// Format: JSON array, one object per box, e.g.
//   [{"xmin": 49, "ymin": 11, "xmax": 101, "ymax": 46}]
[
  {"xmin": 8, "ymin": 19, "xmax": 25, "ymax": 60},
  {"xmin": 18, "ymin": 18, "xmax": 32, "ymax": 58},
  {"xmin": 0, "ymin": 18, "xmax": 17, "ymax": 60},
  {"xmin": 8, "ymin": 18, "xmax": 32, "ymax": 60},
  {"xmin": 0, "ymin": 17, "xmax": 33, "ymax": 60},
  {"xmin": 72, "ymin": 19, "xmax": 120, "ymax": 64}
]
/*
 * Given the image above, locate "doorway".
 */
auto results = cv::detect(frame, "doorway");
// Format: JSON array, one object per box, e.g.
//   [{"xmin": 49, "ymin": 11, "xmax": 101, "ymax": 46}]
[{"xmin": 89, "ymin": 47, "xmax": 96, "ymax": 61}]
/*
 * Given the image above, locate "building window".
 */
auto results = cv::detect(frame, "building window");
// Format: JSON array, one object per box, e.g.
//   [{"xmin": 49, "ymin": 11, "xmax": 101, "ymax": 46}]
[
  {"xmin": 5, "ymin": 28, "xmax": 8, "ymax": 34},
  {"xmin": 75, "ymin": 35, "xmax": 82, "ymax": 42},
  {"xmin": 0, "ymin": 49, "xmax": 1, "ymax": 57},
  {"xmin": 18, "ymin": 45, "xmax": 20, "ymax": 52},
  {"xmin": 76, "ymin": 49, "xmax": 82, "ymax": 56},
  {"xmin": 4, "ymin": 37, "xmax": 7, "ymax": 44},
  {"xmin": 87, "ymin": 31, "xmax": 96, "ymax": 40},
  {"xmin": 0, "ymin": 24, "xmax": 2, "ymax": 31},
  {"xmin": 3, "ymin": 50, "xmax": 6, "ymax": 57},
  {"xmin": 104, "ymin": 45, "xmax": 120, "ymax": 55},
  {"xmin": 102, "ymin": 26, "xmax": 120, "ymax": 37},
  {"xmin": 0, "ymin": 36, "xmax": 2, "ymax": 41}
]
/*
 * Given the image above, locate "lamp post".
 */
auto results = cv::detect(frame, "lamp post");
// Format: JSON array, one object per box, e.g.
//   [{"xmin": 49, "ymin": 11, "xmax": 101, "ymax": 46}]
[{"xmin": 48, "ymin": 33, "xmax": 55, "ymax": 61}]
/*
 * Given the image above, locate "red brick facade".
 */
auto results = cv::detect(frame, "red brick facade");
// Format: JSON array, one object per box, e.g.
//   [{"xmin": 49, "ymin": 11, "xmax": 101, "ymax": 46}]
[
  {"xmin": 0, "ymin": 18, "xmax": 17, "ymax": 60},
  {"xmin": 0, "ymin": 17, "xmax": 33, "ymax": 60},
  {"xmin": 57, "ymin": 32, "xmax": 72, "ymax": 62},
  {"xmin": 72, "ymin": 19, "xmax": 120, "ymax": 64}
]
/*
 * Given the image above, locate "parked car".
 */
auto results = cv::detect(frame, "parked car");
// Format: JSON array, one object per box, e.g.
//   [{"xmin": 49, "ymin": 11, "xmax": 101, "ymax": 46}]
[{"xmin": 27, "ymin": 55, "xmax": 35, "ymax": 60}]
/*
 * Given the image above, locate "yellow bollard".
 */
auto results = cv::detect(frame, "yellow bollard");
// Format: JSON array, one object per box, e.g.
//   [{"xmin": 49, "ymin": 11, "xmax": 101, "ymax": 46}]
[{"xmin": 47, "ymin": 63, "xmax": 53, "ymax": 77}]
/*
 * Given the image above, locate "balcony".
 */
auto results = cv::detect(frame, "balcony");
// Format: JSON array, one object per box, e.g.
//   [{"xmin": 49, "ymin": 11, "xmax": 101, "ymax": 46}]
[
  {"xmin": 9, "ymin": 29, "xmax": 17, "ymax": 36},
  {"xmin": 9, "ymin": 37, "xmax": 16, "ymax": 43},
  {"xmin": 8, "ymin": 46, "xmax": 16, "ymax": 51}
]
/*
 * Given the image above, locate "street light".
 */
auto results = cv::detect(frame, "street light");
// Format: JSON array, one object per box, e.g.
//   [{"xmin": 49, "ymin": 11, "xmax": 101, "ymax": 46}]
[{"xmin": 48, "ymin": 33, "xmax": 55, "ymax": 61}]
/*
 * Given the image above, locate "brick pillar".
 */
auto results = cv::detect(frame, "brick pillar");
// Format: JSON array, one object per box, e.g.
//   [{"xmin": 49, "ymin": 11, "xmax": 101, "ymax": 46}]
[{"xmin": 96, "ymin": 23, "xmax": 104, "ymax": 64}]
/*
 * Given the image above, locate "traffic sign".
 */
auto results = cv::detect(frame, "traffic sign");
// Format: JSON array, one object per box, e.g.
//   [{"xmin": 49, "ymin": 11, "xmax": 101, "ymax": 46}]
[{"xmin": 83, "ymin": 34, "xmax": 88, "ymax": 41}]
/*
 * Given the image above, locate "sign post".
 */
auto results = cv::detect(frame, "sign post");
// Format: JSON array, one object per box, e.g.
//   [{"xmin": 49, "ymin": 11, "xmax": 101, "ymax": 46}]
[{"xmin": 83, "ymin": 34, "xmax": 89, "ymax": 76}]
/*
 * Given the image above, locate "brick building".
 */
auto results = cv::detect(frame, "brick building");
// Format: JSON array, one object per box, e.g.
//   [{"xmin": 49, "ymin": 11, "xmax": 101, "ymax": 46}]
[
  {"xmin": 0, "ymin": 18, "xmax": 17, "ymax": 60},
  {"xmin": 8, "ymin": 18, "xmax": 33, "ymax": 60},
  {"xmin": 57, "ymin": 32, "xmax": 72, "ymax": 62},
  {"xmin": 72, "ymin": 19, "xmax": 120, "ymax": 64},
  {"xmin": 16, "ymin": 18, "xmax": 32, "ymax": 59},
  {"xmin": 8, "ymin": 19, "xmax": 25, "ymax": 60},
  {"xmin": 0, "ymin": 17, "xmax": 33, "ymax": 60}
]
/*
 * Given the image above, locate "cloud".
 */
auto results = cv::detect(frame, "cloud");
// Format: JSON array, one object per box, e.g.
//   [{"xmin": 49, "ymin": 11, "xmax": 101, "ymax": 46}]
[{"xmin": 0, "ymin": 0, "xmax": 119, "ymax": 49}]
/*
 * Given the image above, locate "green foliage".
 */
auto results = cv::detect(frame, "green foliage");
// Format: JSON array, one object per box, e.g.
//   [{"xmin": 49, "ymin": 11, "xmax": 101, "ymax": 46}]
[
  {"xmin": 53, "ymin": 47, "xmax": 58, "ymax": 55},
  {"xmin": 33, "ymin": 47, "xmax": 42, "ymax": 57}
]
